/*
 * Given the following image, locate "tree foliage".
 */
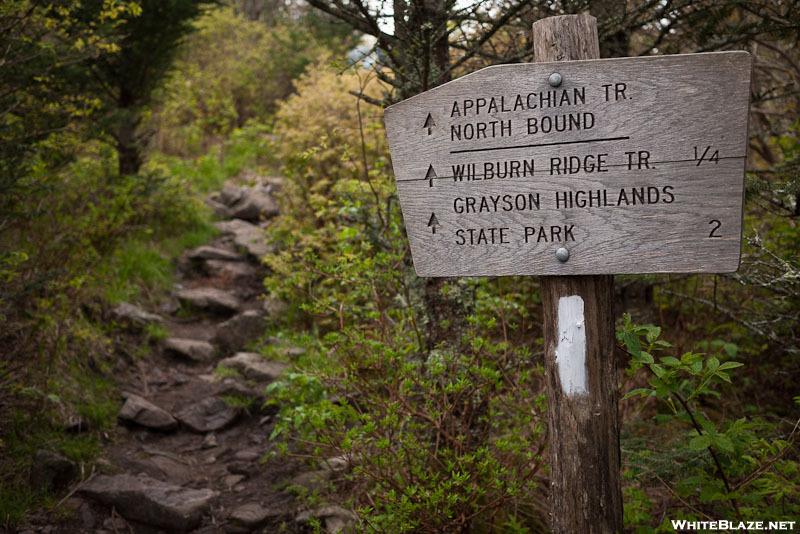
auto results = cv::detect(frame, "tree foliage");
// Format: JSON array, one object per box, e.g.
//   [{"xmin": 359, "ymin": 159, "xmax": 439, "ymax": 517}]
[
  {"xmin": 74, "ymin": 0, "xmax": 217, "ymax": 175},
  {"xmin": 0, "ymin": 0, "xmax": 136, "ymax": 219},
  {"xmin": 147, "ymin": 7, "xmax": 350, "ymax": 157}
]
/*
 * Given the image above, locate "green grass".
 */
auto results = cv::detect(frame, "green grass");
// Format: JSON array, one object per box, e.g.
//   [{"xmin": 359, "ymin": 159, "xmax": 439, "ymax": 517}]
[
  {"xmin": 145, "ymin": 322, "xmax": 170, "ymax": 342},
  {"xmin": 99, "ymin": 238, "xmax": 174, "ymax": 304},
  {"xmin": 0, "ymin": 410, "xmax": 104, "ymax": 528},
  {"xmin": 215, "ymin": 365, "xmax": 242, "ymax": 379},
  {"xmin": 96, "ymin": 220, "xmax": 218, "ymax": 305},
  {"xmin": 222, "ymin": 394, "xmax": 255, "ymax": 410},
  {"xmin": 147, "ymin": 120, "xmax": 276, "ymax": 194}
]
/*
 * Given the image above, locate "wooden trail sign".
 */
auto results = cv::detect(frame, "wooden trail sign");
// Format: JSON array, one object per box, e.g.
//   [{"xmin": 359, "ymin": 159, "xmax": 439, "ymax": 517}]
[{"xmin": 385, "ymin": 51, "xmax": 752, "ymax": 277}]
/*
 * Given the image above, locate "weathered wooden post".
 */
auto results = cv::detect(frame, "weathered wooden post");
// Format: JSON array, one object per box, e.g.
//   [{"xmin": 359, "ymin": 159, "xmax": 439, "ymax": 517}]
[{"xmin": 533, "ymin": 15, "xmax": 622, "ymax": 534}]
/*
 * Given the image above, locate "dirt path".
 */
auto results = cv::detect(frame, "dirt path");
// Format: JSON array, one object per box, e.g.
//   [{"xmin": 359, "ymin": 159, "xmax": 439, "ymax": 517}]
[{"xmin": 34, "ymin": 180, "xmax": 352, "ymax": 534}]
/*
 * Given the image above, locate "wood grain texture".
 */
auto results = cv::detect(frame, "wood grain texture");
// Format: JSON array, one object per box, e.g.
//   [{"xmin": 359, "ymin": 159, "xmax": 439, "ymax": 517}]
[
  {"xmin": 535, "ymin": 15, "xmax": 622, "ymax": 534},
  {"xmin": 384, "ymin": 28, "xmax": 751, "ymax": 277},
  {"xmin": 540, "ymin": 274, "xmax": 621, "ymax": 534}
]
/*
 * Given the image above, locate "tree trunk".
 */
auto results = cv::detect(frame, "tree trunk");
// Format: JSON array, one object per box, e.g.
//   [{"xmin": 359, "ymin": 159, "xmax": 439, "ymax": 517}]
[{"xmin": 117, "ymin": 112, "xmax": 142, "ymax": 177}]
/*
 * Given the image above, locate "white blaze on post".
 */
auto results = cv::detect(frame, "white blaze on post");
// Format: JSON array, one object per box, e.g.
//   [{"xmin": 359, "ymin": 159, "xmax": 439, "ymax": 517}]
[{"xmin": 555, "ymin": 295, "xmax": 588, "ymax": 396}]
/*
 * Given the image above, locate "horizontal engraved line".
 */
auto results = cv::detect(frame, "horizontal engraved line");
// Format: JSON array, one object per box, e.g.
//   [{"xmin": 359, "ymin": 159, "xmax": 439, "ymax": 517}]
[
  {"xmin": 395, "ymin": 155, "xmax": 746, "ymax": 183},
  {"xmin": 449, "ymin": 136, "xmax": 631, "ymax": 154}
]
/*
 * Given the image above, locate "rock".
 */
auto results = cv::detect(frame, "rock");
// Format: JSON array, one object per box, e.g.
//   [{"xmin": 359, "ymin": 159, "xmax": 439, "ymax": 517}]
[
  {"xmin": 111, "ymin": 302, "xmax": 164, "ymax": 330},
  {"xmin": 159, "ymin": 298, "xmax": 181, "ymax": 316},
  {"xmin": 216, "ymin": 378, "xmax": 259, "ymax": 399},
  {"xmin": 118, "ymin": 394, "xmax": 178, "ymax": 431},
  {"xmin": 205, "ymin": 197, "xmax": 232, "ymax": 218},
  {"xmin": 233, "ymin": 224, "xmax": 274, "ymax": 259},
  {"xmin": 285, "ymin": 346, "xmax": 306, "ymax": 358},
  {"xmin": 147, "ymin": 455, "xmax": 193, "ymax": 486},
  {"xmin": 323, "ymin": 455, "xmax": 350, "ymax": 472},
  {"xmin": 80, "ymin": 474, "xmax": 217, "ymax": 532},
  {"xmin": 223, "ymin": 474, "xmax": 246, "ymax": 488},
  {"xmin": 206, "ymin": 259, "xmax": 257, "ymax": 284},
  {"xmin": 289, "ymin": 469, "xmax": 331, "ymax": 492},
  {"xmin": 213, "ymin": 219, "xmax": 252, "ymax": 235},
  {"xmin": 213, "ymin": 219, "xmax": 274, "ymax": 259},
  {"xmin": 175, "ymin": 288, "xmax": 240, "ymax": 315},
  {"xmin": 201, "ymin": 433, "xmax": 218, "ymax": 449},
  {"xmin": 226, "ymin": 462, "xmax": 252, "ymax": 476},
  {"xmin": 187, "ymin": 246, "xmax": 244, "ymax": 262},
  {"xmin": 219, "ymin": 185, "xmax": 244, "ymax": 206},
  {"xmin": 261, "ymin": 297, "xmax": 288, "ymax": 318},
  {"xmin": 233, "ymin": 449, "xmax": 260, "ymax": 462},
  {"xmin": 229, "ymin": 502, "xmax": 279, "ymax": 529},
  {"xmin": 103, "ymin": 517, "xmax": 129, "ymax": 531},
  {"xmin": 164, "ymin": 338, "xmax": 216, "ymax": 363},
  {"xmin": 176, "ymin": 397, "xmax": 237, "ymax": 433},
  {"xmin": 172, "ymin": 372, "xmax": 191, "ymax": 385},
  {"xmin": 213, "ymin": 310, "xmax": 266, "ymax": 353},
  {"xmin": 326, "ymin": 514, "xmax": 356, "ymax": 534},
  {"xmin": 79, "ymin": 501, "xmax": 96, "ymax": 528},
  {"xmin": 217, "ymin": 353, "xmax": 287, "ymax": 382},
  {"xmin": 29, "ymin": 450, "xmax": 77, "ymax": 492},
  {"xmin": 296, "ymin": 506, "xmax": 357, "ymax": 534},
  {"xmin": 228, "ymin": 186, "xmax": 280, "ymax": 222}
]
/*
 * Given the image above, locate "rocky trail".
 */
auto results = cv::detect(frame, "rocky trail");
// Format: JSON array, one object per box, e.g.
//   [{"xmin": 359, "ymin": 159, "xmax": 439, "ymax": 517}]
[{"xmin": 23, "ymin": 179, "xmax": 354, "ymax": 534}]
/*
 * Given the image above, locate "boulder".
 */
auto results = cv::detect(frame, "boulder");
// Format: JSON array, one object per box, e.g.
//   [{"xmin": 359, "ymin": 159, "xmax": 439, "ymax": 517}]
[
  {"xmin": 289, "ymin": 469, "xmax": 331, "ymax": 492},
  {"xmin": 175, "ymin": 288, "xmax": 240, "ymax": 315},
  {"xmin": 228, "ymin": 187, "xmax": 280, "ymax": 222},
  {"xmin": 213, "ymin": 219, "xmax": 274, "ymax": 259},
  {"xmin": 232, "ymin": 223, "xmax": 274, "ymax": 259},
  {"xmin": 233, "ymin": 449, "xmax": 261, "ymax": 462},
  {"xmin": 176, "ymin": 397, "xmax": 237, "ymax": 433},
  {"xmin": 323, "ymin": 455, "xmax": 350, "ymax": 472},
  {"xmin": 296, "ymin": 505, "xmax": 357, "ymax": 534},
  {"xmin": 163, "ymin": 338, "xmax": 215, "ymax": 363},
  {"xmin": 187, "ymin": 246, "xmax": 244, "ymax": 262},
  {"xmin": 146, "ymin": 455, "xmax": 193, "ymax": 486},
  {"xmin": 217, "ymin": 353, "xmax": 287, "ymax": 382},
  {"xmin": 261, "ymin": 297, "xmax": 287, "ymax": 318},
  {"xmin": 80, "ymin": 474, "xmax": 217, "ymax": 532},
  {"xmin": 111, "ymin": 302, "xmax": 164, "ymax": 330},
  {"xmin": 30, "ymin": 450, "xmax": 77, "ymax": 492},
  {"xmin": 205, "ymin": 259, "xmax": 258, "ymax": 284},
  {"xmin": 219, "ymin": 185, "xmax": 244, "ymax": 206},
  {"xmin": 229, "ymin": 502, "xmax": 284, "ymax": 530},
  {"xmin": 213, "ymin": 219, "xmax": 252, "ymax": 235},
  {"xmin": 213, "ymin": 310, "xmax": 266, "ymax": 353},
  {"xmin": 204, "ymin": 198, "xmax": 232, "ymax": 218},
  {"xmin": 215, "ymin": 378, "xmax": 259, "ymax": 399},
  {"xmin": 118, "ymin": 394, "xmax": 177, "ymax": 431}
]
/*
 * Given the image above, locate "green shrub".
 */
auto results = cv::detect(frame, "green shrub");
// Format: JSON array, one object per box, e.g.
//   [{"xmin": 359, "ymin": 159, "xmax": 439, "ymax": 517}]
[
  {"xmin": 264, "ymin": 64, "xmax": 549, "ymax": 532},
  {"xmin": 267, "ymin": 236, "xmax": 548, "ymax": 532},
  {"xmin": 147, "ymin": 120, "xmax": 277, "ymax": 194},
  {"xmin": 618, "ymin": 315, "xmax": 800, "ymax": 531}
]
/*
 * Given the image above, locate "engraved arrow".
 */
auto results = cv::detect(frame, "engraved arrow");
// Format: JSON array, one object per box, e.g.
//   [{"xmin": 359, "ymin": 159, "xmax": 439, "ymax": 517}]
[
  {"xmin": 427, "ymin": 213, "xmax": 440, "ymax": 234},
  {"xmin": 424, "ymin": 113, "xmax": 435, "ymax": 135},
  {"xmin": 425, "ymin": 164, "xmax": 437, "ymax": 187}
]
